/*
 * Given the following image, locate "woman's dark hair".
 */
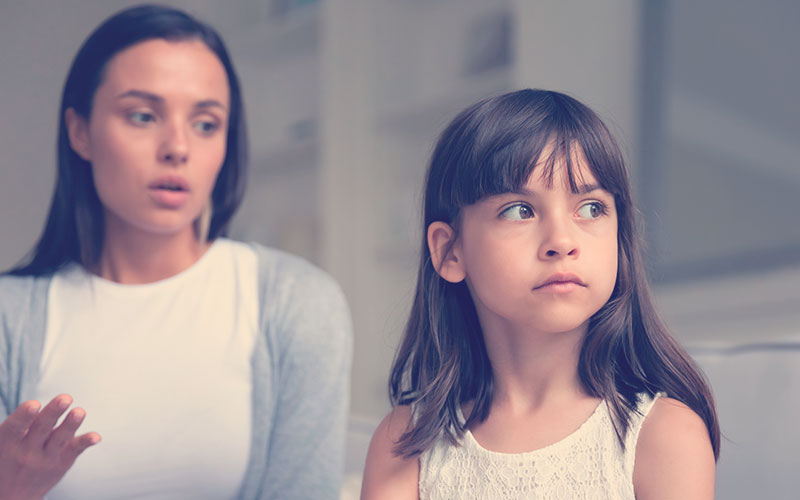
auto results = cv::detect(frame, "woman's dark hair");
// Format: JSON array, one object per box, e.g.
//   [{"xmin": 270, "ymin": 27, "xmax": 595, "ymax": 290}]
[
  {"xmin": 389, "ymin": 89, "xmax": 720, "ymax": 459},
  {"xmin": 8, "ymin": 4, "xmax": 247, "ymax": 276}
]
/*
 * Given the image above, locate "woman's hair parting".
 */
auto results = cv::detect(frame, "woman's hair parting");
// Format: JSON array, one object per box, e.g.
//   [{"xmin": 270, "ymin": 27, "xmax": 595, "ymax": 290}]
[
  {"xmin": 8, "ymin": 4, "xmax": 248, "ymax": 276},
  {"xmin": 389, "ymin": 88, "xmax": 719, "ymax": 459}
]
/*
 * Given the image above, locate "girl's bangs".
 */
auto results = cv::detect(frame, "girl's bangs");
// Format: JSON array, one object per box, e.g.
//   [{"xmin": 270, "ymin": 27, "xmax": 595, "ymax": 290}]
[{"xmin": 456, "ymin": 112, "xmax": 626, "ymax": 208}]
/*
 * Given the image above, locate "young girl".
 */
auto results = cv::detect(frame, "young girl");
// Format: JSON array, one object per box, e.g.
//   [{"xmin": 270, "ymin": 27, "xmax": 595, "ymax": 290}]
[
  {"xmin": 362, "ymin": 89, "xmax": 719, "ymax": 499},
  {"xmin": 0, "ymin": 5, "xmax": 351, "ymax": 499}
]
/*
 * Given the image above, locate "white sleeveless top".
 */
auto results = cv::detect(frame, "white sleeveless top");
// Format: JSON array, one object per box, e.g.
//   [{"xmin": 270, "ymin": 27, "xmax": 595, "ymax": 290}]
[
  {"xmin": 35, "ymin": 239, "xmax": 259, "ymax": 499},
  {"xmin": 419, "ymin": 393, "xmax": 661, "ymax": 500}
]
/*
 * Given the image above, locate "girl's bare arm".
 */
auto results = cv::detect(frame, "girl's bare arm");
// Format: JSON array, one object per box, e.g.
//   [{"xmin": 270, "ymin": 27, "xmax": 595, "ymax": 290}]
[
  {"xmin": 361, "ymin": 405, "xmax": 420, "ymax": 500},
  {"xmin": 634, "ymin": 397, "xmax": 715, "ymax": 500}
]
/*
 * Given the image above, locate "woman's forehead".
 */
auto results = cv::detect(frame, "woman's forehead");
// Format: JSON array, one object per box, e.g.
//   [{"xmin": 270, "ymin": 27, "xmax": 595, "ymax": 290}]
[{"xmin": 98, "ymin": 38, "xmax": 230, "ymax": 107}]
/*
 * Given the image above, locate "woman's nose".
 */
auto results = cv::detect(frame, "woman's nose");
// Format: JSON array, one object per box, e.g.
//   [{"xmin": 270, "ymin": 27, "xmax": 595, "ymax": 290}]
[{"xmin": 157, "ymin": 121, "xmax": 189, "ymax": 165}]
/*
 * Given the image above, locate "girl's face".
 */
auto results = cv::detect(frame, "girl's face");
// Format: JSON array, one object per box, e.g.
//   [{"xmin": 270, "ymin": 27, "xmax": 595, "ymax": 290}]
[
  {"xmin": 66, "ymin": 38, "xmax": 229, "ymax": 242},
  {"xmin": 446, "ymin": 148, "xmax": 618, "ymax": 337}
]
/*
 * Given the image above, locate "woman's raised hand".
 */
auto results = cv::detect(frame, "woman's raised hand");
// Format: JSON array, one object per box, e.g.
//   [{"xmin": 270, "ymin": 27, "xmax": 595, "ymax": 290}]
[{"xmin": 0, "ymin": 394, "xmax": 100, "ymax": 500}]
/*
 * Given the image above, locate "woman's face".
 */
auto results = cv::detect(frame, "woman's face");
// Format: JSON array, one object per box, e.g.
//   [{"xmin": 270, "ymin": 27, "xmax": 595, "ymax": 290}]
[{"xmin": 67, "ymin": 38, "xmax": 230, "ymax": 242}]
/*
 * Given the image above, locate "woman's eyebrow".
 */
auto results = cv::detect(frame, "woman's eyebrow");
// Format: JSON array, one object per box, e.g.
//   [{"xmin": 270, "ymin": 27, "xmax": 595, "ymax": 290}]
[
  {"xmin": 115, "ymin": 90, "xmax": 227, "ymax": 112},
  {"xmin": 116, "ymin": 89, "xmax": 162, "ymax": 103},
  {"xmin": 195, "ymin": 100, "xmax": 228, "ymax": 112}
]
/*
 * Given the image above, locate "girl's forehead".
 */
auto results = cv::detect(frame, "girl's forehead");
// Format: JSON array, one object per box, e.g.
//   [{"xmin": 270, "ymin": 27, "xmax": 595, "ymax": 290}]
[{"xmin": 527, "ymin": 143, "xmax": 599, "ymax": 192}]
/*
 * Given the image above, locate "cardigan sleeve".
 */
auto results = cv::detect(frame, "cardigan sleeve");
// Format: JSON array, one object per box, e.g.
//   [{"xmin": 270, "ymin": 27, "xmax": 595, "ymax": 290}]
[
  {"xmin": 0, "ymin": 274, "xmax": 50, "ymax": 421},
  {"xmin": 0, "ymin": 278, "xmax": 11, "ymax": 420},
  {"xmin": 256, "ymin": 250, "xmax": 353, "ymax": 500}
]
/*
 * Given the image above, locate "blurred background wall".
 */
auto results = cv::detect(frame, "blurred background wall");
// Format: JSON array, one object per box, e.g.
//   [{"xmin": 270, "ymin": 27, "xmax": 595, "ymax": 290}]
[{"xmin": 1, "ymin": 1, "xmax": 798, "ymax": 497}]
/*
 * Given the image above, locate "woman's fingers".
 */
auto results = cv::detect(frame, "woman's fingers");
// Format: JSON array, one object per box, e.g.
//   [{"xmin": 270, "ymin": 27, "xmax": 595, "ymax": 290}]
[
  {"xmin": 2, "ymin": 395, "xmax": 100, "ymax": 465},
  {"xmin": 0, "ymin": 400, "xmax": 41, "ymax": 442},
  {"xmin": 0, "ymin": 400, "xmax": 99, "ymax": 500},
  {"xmin": 21, "ymin": 394, "xmax": 73, "ymax": 448},
  {"xmin": 62, "ymin": 432, "xmax": 102, "ymax": 466},
  {"xmin": 43, "ymin": 407, "xmax": 85, "ymax": 453}
]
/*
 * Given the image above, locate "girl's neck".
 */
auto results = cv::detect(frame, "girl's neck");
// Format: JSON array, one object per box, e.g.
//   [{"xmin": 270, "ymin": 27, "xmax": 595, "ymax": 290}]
[
  {"xmin": 482, "ymin": 319, "xmax": 589, "ymax": 413},
  {"xmin": 95, "ymin": 226, "xmax": 211, "ymax": 285}
]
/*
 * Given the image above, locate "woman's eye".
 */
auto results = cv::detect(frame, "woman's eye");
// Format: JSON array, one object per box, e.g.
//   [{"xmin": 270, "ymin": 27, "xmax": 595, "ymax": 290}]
[
  {"xmin": 193, "ymin": 120, "xmax": 220, "ymax": 135},
  {"xmin": 577, "ymin": 202, "xmax": 606, "ymax": 219},
  {"xmin": 500, "ymin": 204, "xmax": 534, "ymax": 220},
  {"xmin": 128, "ymin": 111, "xmax": 156, "ymax": 125}
]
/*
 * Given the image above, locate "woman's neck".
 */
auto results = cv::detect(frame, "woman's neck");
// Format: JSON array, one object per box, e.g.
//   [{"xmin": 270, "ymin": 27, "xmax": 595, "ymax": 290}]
[
  {"xmin": 95, "ymin": 226, "xmax": 211, "ymax": 284},
  {"xmin": 481, "ymin": 318, "xmax": 590, "ymax": 414}
]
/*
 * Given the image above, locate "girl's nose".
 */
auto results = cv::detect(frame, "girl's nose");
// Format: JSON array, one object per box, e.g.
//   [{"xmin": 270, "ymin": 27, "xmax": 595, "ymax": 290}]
[
  {"xmin": 538, "ymin": 219, "xmax": 580, "ymax": 260},
  {"xmin": 158, "ymin": 121, "xmax": 189, "ymax": 165}
]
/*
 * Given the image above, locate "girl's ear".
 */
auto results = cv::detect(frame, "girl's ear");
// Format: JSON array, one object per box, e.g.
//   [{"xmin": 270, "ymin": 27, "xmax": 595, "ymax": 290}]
[
  {"xmin": 64, "ymin": 108, "xmax": 92, "ymax": 161},
  {"xmin": 427, "ymin": 221, "xmax": 466, "ymax": 283}
]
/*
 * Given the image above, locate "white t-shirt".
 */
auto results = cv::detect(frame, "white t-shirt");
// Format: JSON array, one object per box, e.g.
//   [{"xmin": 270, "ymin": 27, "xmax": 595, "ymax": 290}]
[{"xmin": 35, "ymin": 239, "xmax": 259, "ymax": 499}]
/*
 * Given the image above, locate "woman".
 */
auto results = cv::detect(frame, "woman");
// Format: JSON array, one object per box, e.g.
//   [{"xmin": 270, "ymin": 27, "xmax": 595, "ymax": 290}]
[{"xmin": 0, "ymin": 5, "xmax": 352, "ymax": 499}]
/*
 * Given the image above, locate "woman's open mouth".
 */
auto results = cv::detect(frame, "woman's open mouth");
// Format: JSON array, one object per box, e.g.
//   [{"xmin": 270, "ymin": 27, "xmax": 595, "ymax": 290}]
[{"xmin": 148, "ymin": 176, "xmax": 190, "ymax": 208}]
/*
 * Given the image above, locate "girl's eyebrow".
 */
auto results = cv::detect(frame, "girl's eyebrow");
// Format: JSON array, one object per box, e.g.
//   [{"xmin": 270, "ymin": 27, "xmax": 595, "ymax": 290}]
[
  {"xmin": 115, "ymin": 89, "xmax": 227, "ymax": 111},
  {"xmin": 574, "ymin": 183, "xmax": 604, "ymax": 194}
]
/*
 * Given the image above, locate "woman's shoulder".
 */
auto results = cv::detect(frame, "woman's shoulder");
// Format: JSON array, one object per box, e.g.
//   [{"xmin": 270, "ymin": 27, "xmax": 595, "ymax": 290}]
[
  {"xmin": 0, "ymin": 273, "xmax": 52, "ymax": 356},
  {"xmin": 0, "ymin": 272, "xmax": 51, "ymax": 314},
  {"xmin": 362, "ymin": 405, "xmax": 420, "ymax": 500},
  {"xmin": 633, "ymin": 396, "xmax": 715, "ymax": 499},
  {"xmin": 238, "ymin": 240, "xmax": 341, "ymax": 294},
  {"xmin": 237, "ymin": 240, "xmax": 351, "ymax": 344},
  {"xmin": 0, "ymin": 271, "xmax": 43, "ymax": 288}
]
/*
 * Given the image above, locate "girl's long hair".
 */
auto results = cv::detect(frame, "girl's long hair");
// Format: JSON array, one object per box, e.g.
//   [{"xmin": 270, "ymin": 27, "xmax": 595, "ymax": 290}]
[
  {"xmin": 389, "ymin": 89, "xmax": 720, "ymax": 459},
  {"xmin": 7, "ymin": 5, "xmax": 247, "ymax": 276}
]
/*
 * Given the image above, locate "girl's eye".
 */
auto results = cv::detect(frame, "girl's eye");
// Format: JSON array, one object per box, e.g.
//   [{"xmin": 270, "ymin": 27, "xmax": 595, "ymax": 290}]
[
  {"xmin": 193, "ymin": 120, "xmax": 220, "ymax": 135},
  {"xmin": 577, "ymin": 201, "xmax": 607, "ymax": 219},
  {"xmin": 500, "ymin": 204, "xmax": 534, "ymax": 221},
  {"xmin": 128, "ymin": 111, "xmax": 156, "ymax": 125}
]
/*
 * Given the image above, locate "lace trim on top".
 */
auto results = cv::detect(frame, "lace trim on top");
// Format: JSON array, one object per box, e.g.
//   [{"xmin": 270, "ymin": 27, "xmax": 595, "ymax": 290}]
[
  {"xmin": 456, "ymin": 400, "xmax": 606, "ymax": 459},
  {"xmin": 418, "ymin": 393, "xmax": 661, "ymax": 500}
]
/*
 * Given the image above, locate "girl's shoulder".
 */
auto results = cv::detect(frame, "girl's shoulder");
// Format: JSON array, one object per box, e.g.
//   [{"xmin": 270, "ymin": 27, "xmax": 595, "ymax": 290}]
[
  {"xmin": 633, "ymin": 397, "xmax": 715, "ymax": 499},
  {"xmin": 361, "ymin": 405, "xmax": 420, "ymax": 500}
]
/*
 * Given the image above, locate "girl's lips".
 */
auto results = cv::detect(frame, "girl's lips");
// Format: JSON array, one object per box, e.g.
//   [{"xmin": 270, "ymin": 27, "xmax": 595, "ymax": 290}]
[
  {"xmin": 533, "ymin": 273, "xmax": 587, "ymax": 294},
  {"xmin": 534, "ymin": 272, "xmax": 586, "ymax": 289},
  {"xmin": 534, "ymin": 281, "xmax": 584, "ymax": 293}
]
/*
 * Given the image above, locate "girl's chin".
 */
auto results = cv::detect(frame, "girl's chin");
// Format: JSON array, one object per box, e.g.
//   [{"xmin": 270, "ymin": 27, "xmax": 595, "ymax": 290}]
[{"xmin": 516, "ymin": 317, "xmax": 592, "ymax": 337}]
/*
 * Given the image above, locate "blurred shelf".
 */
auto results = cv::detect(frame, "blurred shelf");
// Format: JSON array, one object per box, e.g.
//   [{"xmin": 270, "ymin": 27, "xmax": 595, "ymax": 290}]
[
  {"xmin": 250, "ymin": 137, "xmax": 318, "ymax": 178},
  {"xmin": 228, "ymin": 3, "xmax": 320, "ymax": 66},
  {"xmin": 374, "ymin": 65, "xmax": 512, "ymax": 140}
]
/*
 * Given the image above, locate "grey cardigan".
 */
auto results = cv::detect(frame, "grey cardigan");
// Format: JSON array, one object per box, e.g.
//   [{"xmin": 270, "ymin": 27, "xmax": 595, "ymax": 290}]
[{"xmin": 0, "ymin": 243, "xmax": 353, "ymax": 500}]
